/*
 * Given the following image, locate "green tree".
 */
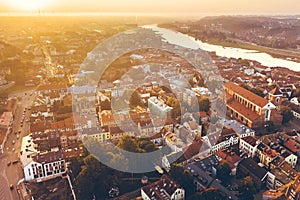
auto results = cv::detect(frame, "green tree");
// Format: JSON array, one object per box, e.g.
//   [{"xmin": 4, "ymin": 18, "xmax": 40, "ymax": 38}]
[
  {"xmin": 239, "ymin": 176, "xmax": 256, "ymax": 200},
  {"xmin": 138, "ymin": 138, "xmax": 158, "ymax": 153},
  {"xmin": 117, "ymin": 135, "xmax": 139, "ymax": 153},
  {"xmin": 196, "ymin": 188, "xmax": 227, "ymax": 200},
  {"xmin": 216, "ymin": 160, "xmax": 232, "ymax": 184},
  {"xmin": 281, "ymin": 106, "xmax": 293, "ymax": 124}
]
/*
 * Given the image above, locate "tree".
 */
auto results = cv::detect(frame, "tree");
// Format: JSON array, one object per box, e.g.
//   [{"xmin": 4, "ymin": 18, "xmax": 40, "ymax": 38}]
[
  {"xmin": 265, "ymin": 121, "xmax": 275, "ymax": 132},
  {"xmin": 169, "ymin": 164, "xmax": 195, "ymax": 196},
  {"xmin": 198, "ymin": 97, "xmax": 210, "ymax": 112},
  {"xmin": 292, "ymin": 88, "xmax": 300, "ymax": 97},
  {"xmin": 117, "ymin": 135, "xmax": 139, "ymax": 153},
  {"xmin": 138, "ymin": 138, "xmax": 158, "ymax": 153},
  {"xmin": 281, "ymin": 106, "xmax": 293, "ymax": 124},
  {"xmin": 196, "ymin": 188, "xmax": 227, "ymax": 200},
  {"xmin": 216, "ymin": 160, "xmax": 232, "ymax": 185},
  {"xmin": 69, "ymin": 157, "xmax": 84, "ymax": 178},
  {"xmin": 166, "ymin": 97, "xmax": 181, "ymax": 118},
  {"xmin": 239, "ymin": 176, "xmax": 256, "ymax": 200},
  {"xmin": 129, "ymin": 90, "xmax": 142, "ymax": 108},
  {"xmin": 75, "ymin": 155, "xmax": 121, "ymax": 200}
]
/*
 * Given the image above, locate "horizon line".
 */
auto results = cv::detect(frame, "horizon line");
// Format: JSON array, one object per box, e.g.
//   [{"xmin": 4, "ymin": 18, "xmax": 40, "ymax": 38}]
[{"xmin": 0, "ymin": 11, "xmax": 300, "ymax": 17}]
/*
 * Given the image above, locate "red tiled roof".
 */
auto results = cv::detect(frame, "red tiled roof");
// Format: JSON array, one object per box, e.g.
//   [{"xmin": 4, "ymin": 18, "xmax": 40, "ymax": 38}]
[
  {"xmin": 242, "ymin": 136, "xmax": 258, "ymax": 146},
  {"xmin": 284, "ymin": 138, "xmax": 300, "ymax": 154},
  {"xmin": 225, "ymin": 82, "xmax": 268, "ymax": 107},
  {"xmin": 199, "ymin": 112, "xmax": 207, "ymax": 118},
  {"xmin": 30, "ymin": 122, "xmax": 47, "ymax": 133},
  {"xmin": 36, "ymin": 84, "xmax": 67, "ymax": 91},
  {"xmin": 215, "ymin": 149, "xmax": 241, "ymax": 169},
  {"xmin": 227, "ymin": 100, "xmax": 260, "ymax": 121}
]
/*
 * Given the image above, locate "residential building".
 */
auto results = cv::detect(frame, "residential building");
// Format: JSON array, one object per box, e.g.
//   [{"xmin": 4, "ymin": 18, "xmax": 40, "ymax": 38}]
[
  {"xmin": 211, "ymin": 127, "xmax": 239, "ymax": 153},
  {"xmin": 23, "ymin": 151, "xmax": 66, "ymax": 182},
  {"xmin": 286, "ymin": 175, "xmax": 300, "ymax": 200},
  {"xmin": 21, "ymin": 135, "xmax": 66, "ymax": 182},
  {"xmin": 141, "ymin": 175, "xmax": 185, "ymax": 200},
  {"xmin": 239, "ymin": 136, "xmax": 259, "ymax": 158},
  {"xmin": 215, "ymin": 149, "xmax": 242, "ymax": 175},
  {"xmin": 81, "ymin": 127, "xmax": 110, "ymax": 143},
  {"xmin": 237, "ymin": 158, "xmax": 269, "ymax": 189},
  {"xmin": 256, "ymin": 142, "xmax": 279, "ymax": 167},
  {"xmin": 148, "ymin": 96, "xmax": 173, "ymax": 117}
]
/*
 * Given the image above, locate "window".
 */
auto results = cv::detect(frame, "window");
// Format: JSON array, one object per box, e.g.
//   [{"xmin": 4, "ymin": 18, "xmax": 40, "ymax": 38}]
[{"xmin": 265, "ymin": 110, "xmax": 270, "ymax": 120}]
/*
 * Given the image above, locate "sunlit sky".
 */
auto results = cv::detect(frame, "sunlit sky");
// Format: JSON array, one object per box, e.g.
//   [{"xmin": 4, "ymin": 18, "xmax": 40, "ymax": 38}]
[{"xmin": 0, "ymin": 0, "xmax": 299, "ymax": 15}]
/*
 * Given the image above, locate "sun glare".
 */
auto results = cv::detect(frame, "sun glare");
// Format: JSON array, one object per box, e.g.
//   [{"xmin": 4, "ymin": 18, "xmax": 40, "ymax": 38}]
[{"xmin": 7, "ymin": 0, "xmax": 52, "ymax": 11}]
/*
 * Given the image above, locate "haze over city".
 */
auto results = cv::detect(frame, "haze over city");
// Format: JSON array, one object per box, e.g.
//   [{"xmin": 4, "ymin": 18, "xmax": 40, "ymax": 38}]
[
  {"xmin": 0, "ymin": 0, "xmax": 300, "ymax": 15},
  {"xmin": 1, "ymin": 0, "xmax": 300, "ymax": 199}
]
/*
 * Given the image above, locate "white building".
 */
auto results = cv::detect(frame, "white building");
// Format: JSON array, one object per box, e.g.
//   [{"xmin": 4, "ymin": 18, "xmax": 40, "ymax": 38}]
[
  {"xmin": 211, "ymin": 128, "xmax": 239, "ymax": 153},
  {"xmin": 239, "ymin": 136, "xmax": 259, "ymax": 158},
  {"xmin": 141, "ymin": 175, "xmax": 185, "ymax": 200},
  {"xmin": 148, "ymin": 96, "xmax": 173, "ymax": 117},
  {"xmin": 291, "ymin": 97, "xmax": 300, "ymax": 106},
  {"xmin": 81, "ymin": 127, "xmax": 110, "ymax": 143},
  {"xmin": 20, "ymin": 136, "xmax": 66, "ymax": 182}
]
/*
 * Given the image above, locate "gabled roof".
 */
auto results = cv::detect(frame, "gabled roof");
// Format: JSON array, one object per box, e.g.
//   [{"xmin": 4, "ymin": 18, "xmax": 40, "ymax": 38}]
[
  {"xmin": 283, "ymin": 138, "xmax": 300, "ymax": 154},
  {"xmin": 238, "ymin": 158, "xmax": 268, "ymax": 180},
  {"xmin": 141, "ymin": 175, "xmax": 183, "ymax": 199},
  {"xmin": 33, "ymin": 150, "xmax": 65, "ymax": 164},
  {"xmin": 227, "ymin": 100, "xmax": 260, "ymax": 121},
  {"xmin": 269, "ymin": 87, "xmax": 282, "ymax": 96},
  {"xmin": 224, "ymin": 82, "xmax": 268, "ymax": 107},
  {"xmin": 216, "ymin": 149, "xmax": 241, "ymax": 169}
]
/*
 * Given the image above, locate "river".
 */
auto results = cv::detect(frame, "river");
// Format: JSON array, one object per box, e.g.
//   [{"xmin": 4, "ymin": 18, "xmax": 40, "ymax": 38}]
[{"xmin": 142, "ymin": 25, "xmax": 300, "ymax": 72}]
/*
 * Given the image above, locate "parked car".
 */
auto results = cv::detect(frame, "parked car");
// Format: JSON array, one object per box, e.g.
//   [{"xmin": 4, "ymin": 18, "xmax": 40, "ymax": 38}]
[
  {"xmin": 12, "ymin": 160, "xmax": 18, "ymax": 164},
  {"xmin": 7, "ymin": 162, "xmax": 11, "ymax": 166},
  {"xmin": 10, "ymin": 184, "xmax": 14, "ymax": 190}
]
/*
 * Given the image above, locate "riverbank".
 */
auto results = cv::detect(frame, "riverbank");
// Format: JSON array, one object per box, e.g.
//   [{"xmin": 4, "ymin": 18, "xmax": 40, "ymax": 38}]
[
  {"xmin": 199, "ymin": 37, "xmax": 300, "ymax": 62},
  {"xmin": 146, "ymin": 25, "xmax": 300, "ymax": 72}
]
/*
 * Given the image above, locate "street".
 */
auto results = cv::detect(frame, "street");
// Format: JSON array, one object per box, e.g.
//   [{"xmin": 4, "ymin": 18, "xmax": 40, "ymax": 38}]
[{"xmin": 0, "ymin": 89, "xmax": 36, "ymax": 200}]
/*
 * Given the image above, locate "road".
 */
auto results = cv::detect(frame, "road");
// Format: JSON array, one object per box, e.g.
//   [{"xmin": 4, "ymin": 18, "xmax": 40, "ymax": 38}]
[{"xmin": 0, "ymin": 89, "xmax": 36, "ymax": 200}]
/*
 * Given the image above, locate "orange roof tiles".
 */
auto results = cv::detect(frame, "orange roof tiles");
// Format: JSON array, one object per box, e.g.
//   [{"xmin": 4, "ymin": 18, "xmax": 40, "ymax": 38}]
[
  {"xmin": 36, "ymin": 84, "xmax": 68, "ymax": 91},
  {"xmin": 215, "ymin": 149, "xmax": 241, "ymax": 169},
  {"xmin": 225, "ymin": 82, "xmax": 268, "ymax": 107},
  {"xmin": 227, "ymin": 100, "xmax": 260, "ymax": 121},
  {"xmin": 284, "ymin": 138, "xmax": 300, "ymax": 154}
]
